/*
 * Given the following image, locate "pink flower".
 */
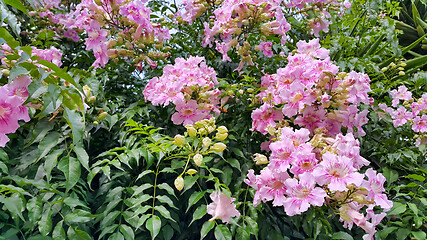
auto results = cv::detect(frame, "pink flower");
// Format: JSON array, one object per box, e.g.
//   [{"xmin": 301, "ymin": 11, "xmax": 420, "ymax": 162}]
[
  {"xmin": 268, "ymin": 138, "xmax": 295, "ymax": 173},
  {"xmin": 0, "ymin": 87, "xmax": 23, "ymax": 135},
  {"xmin": 362, "ymin": 168, "xmax": 393, "ymax": 210},
  {"xmin": 171, "ymin": 99, "xmax": 207, "ymax": 126},
  {"xmin": 0, "ymin": 133, "xmax": 9, "ymax": 147},
  {"xmin": 412, "ymin": 114, "xmax": 427, "ymax": 132},
  {"xmin": 251, "ymin": 103, "xmax": 283, "ymax": 134},
  {"xmin": 390, "ymin": 85, "xmax": 412, "ymax": 107},
  {"xmin": 207, "ymin": 191, "xmax": 240, "ymax": 224},
  {"xmin": 283, "ymin": 172, "xmax": 326, "ymax": 216},
  {"xmin": 290, "ymin": 151, "xmax": 318, "ymax": 176},
  {"xmin": 313, "ymin": 152, "xmax": 364, "ymax": 191},
  {"xmin": 390, "ymin": 106, "xmax": 412, "ymax": 127},
  {"xmin": 258, "ymin": 42, "xmax": 274, "ymax": 58}
]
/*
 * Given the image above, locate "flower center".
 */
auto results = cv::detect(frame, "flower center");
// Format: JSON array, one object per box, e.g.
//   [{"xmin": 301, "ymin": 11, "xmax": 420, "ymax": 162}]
[
  {"xmin": 182, "ymin": 109, "xmax": 193, "ymax": 116},
  {"xmin": 294, "ymin": 185, "xmax": 311, "ymax": 199},
  {"xmin": 0, "ymin": 105, "xmax": 11, "ymax": 119},
  {"xmin": 270, "ymin": 180, "xmax": 285, "ymax": 190},
  {"xmin": 292, "ymin": 93, "xmax": 303, "ymax": 104}
]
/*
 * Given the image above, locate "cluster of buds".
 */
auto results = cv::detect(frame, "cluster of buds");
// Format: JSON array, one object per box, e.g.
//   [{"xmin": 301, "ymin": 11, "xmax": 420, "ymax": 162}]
[
  {"xmin": 381, "ymin": 59, "xmax": 407, "ymax": 77},
  {"xmin": 31, "ymin": 0, "xmax": 171, "ymax": 69},
  {"xmin": 172, "ymin": 118, "xmax": 229, "ymax": 191}
]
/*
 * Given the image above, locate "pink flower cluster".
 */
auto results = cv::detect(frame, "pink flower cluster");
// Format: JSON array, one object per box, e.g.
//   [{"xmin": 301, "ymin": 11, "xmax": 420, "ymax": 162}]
[
  {"xmin": 252, "ymin": 39, "xmax": 372, "ymax": 137},
  {"xmin": 245, "ymin": 127, "xmax": 392, "ymax": 239},
  {"xmin": 0, "ymin": 76, "xmax": 32, "ymax": 147},
  {"xmin": 379, "ymin": 85, "xmax": 427, "ymax": 146},
  {"xmin": 34, "ymin": 0, "xmax": 171, "ymax": 69},
  {"xmin": 143, "ymin": 57, "xmax": 221, "ymax": 126}
]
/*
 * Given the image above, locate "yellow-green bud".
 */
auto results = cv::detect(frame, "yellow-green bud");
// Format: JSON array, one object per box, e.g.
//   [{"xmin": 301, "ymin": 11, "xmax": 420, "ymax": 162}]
[
  {"xmin": 174, "ymin": 176, "xmax": 184, "ymax": 191},
  {"xmin": 217, "ymin": 126, "xmax": 228, "ymax": 134},
  {"xmin": 193, "ymin": 154, "xmax": 203, "ymax": 166},
  {"xmin": 97, "ymin": 111, "xmax": 108, "ymax": 120},
  {"xmin": 187, "ymin": 126, "xmax": 197, "ymax": 137},
  {"xmin": 212, "ymin": 142, "xmax": 226, "ymax": 152},
  {"xmin": 398, "ymin": 71, "xmax": 405, "ymax": 76},
  {"xmin": 216, "ymin": 133, "xmax": 228, "ymax": 141},
  {"xmin": 202, "ymin": 137, "xmax": 211, "ymax": 148},
  {"xmin": 254, "ymin": 153, "xmax": 268, "ymax": 165},
  {"xmin": 186, "ymin": 169, "xmax": 197, "ymax": 175},
  {"xmin": 381, "ymin": 67, "xmax": 388, "ymax": 72},
  {"xmin": 93, "ymin": 121, "xmax": 99, "ymax": 125},
  {"xmin": 87, "ymin": 96, "xmax": 96, "ymax": 103},
  {"xmin": 247, "ymin": 88, "xmax": 254, "ymax": 93},
  {"xmin": 174, "ymin": 134, "xmax": 186, "ymax": 146}
]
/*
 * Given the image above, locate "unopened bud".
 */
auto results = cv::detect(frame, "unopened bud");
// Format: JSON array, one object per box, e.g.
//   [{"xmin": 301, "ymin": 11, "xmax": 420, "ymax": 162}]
[
  {"xmin": 186, "ymin": 169, "xmax": 197, "ymax": 175},
  {"xmin": 217, "ymin": 126, "xmax": 228, "ymax": 134},
  {"xmin": 398, "ymin": 71, "xmax": 405, "ymax": 76},
  {"xmin": 87, "ymin": 96, "xmax": 96, "ymax": 103},
  {"xmin": 93, "ymin": 121, "xmax": 99, "ymax": 125},
  {"xmin": 202, "ymin": 137, "xmax": 211, "ymax": 148},
  {"xmin": 186, "ymin": 126, "xmax": 197, "ymax": 137},
  {"xmin": 97, "ymin": 111, "xmax": 108, "ymax": 120},
  {"xmin": 174, "ymin": 134, "xmax": 186, "ymax": 146},
  {"xmin": 174, "ymin": 176, "xmax": 184, "ymax": 191},
  {"xmin": 254, "ymin": 153, "xmax": 268, "ymax": 165},
  {"xmin": 212, "ymin": 142, "xmax": 226, "ymax": 152},
  {"xmin": 193, "ymin": 154, "xmax": 203, "ymax": 166},
  {"xmin": 216, "ymin": 133, "xmax": 228, "ymax": 141},
  {"xmin": 1, "ymin": 69, "xmax": 10, "ymax": 76}
]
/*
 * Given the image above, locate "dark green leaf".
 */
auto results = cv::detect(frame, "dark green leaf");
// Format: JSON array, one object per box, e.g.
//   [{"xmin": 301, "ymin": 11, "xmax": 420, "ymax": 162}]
[
  {"xmin": 214, "ymin": 225, "xmax": 232, "ymax": 240},
  {"xmin": 57, "ymin": 156, "xmax": 81, "ymax": 192},
  {"xmin": 200, "ymin": 221, "xmax": 215, "ymax": 240},
  {"xmin": 146, "ymin": 215, "xmax": 161, "ymax": 240}
]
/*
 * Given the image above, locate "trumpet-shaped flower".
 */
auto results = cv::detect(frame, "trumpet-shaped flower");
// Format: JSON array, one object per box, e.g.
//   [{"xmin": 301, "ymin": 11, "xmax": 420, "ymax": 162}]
[{"xmin": 207, "ymin": 191, "xmax": 240, "ymax": 224}]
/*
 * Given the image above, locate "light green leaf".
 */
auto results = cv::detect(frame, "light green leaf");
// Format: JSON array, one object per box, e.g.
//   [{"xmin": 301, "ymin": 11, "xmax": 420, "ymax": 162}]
[
  {"xmin": 74, "ymin": 146, "xmax": 90, "ymax": 171},
  {"xmin": 65, "ymin": 209, "xmax": 95, "ymax": 223},
  {"xmin": 4, "ymin": 0, "xmax": 28, "ymax": 14},
  {"xmin": 1, "ymin": 194, "xmax": 25, "ymax": 221},
  {"xmin": 64, "ymin": 107, "xmax": 85, "ymax": 145},
  {"xmin": 57, "ymin": 156, "xmax": 81, "ymax": 192},
  {"xmin": 67, "ymin": 228, "xmax": 92, "ymax": 240},
  {"xmin": 157, "ymin": 183, "xmax": 176, "ymax": 198},
  {"xmin": 331, "ymin": 231, "xmax": 353, "ymax": 240},
  {"xmin": 119, "ymin": 225, "xmax": 134, "ymax": 240},
  {"xmin": 109, "ymin": 232, "xmax": 124, "ymax": 240},
  {"xmin": 9, "ymin": 65, "xmax": 29, "ymax": 81},
  {"xmin": 214, "ymin": 225, "xmax": 232, "ymax": 240},
  {"xmin": 27, "ymin": 197, "xmax": 42, "ymax": 223},
  {"xmin": 186, "ymin": 191, "xmax": 205, "ymax": 213},
  {"xmin": 39, "ymin": 209, "xmax": 52, "ymax": 236},
  {"xmin": 146, "ymin": 215, "xmax": 161, "ymax": 240},
  {"xmin": 388, "ymin": 202, "xmax": 406, "ymax": 216},
  {"xmin": 37, "ymin": 60, "xmax": 79, "ymax": 88},
  {"xmin": 98, "ymin": 224, "xmax": 118, "ymax": 239},
  {"xmin": 189, "ymin": 204, "xmax": 206, "ymax": 226},
  {"xmin": 412, "ymin": 231, "xmax": 427, "ymax": 240},
  {"xmin": 200, "ymin": 221, "xmax": 215, "ymax": 240},
  {"xmin": 155, "ymin": 205, "xmax": 176, "ymax": 222},
  {"xmin": 44, "ymin": 149, "xmax": 63, "ymax": 182},
  {"xmin": 156, "ymin": 195, "xmax": 177, "ymax": 209},
  {"xmin": 37, "ymin": 132, "xmax": 60, "ymax": 161},
  {"xmin": 52, "ymin": 221, "xmax": 66, "ymax": 240}
]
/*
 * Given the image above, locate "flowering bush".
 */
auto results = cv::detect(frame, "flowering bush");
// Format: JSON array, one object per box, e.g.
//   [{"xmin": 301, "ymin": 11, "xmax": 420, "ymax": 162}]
[{"xmin": 0, "ymin": 0, "xmax": 426, "ymax": 239}]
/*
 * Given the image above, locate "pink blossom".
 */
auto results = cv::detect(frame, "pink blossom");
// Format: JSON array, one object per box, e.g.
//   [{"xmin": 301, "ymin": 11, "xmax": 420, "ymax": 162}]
[
  {"xmin": 259, "ymin": 42, "xmax": 274, "ymax": 58},
  {"xmin": 390, "ymin": 106, "xmax": 412, "ymax": 127},
  {"xmin": 313, "ymin": 152, "xmax": 364, "ymax": 191},
  {"xmin": 0, "ymin": 87, "xmax": 23, "ymax": 134},
  {"xmin": 207, "ymin": 191, "xmax": 240, "ymax": 224},
  {"xmin": 294, "ymin": 106, "xmax": 326, "ymax": 133},
  {"xmin": 362, "ymin": 168, "xmax": 393, "ymax": 210},
  {"xmin": 390, "ymin": 85, "xmax": 412, "ymax": 107},
  {"xmin": 0, "ymin": 134, "xmax": 9, "ymax": 147},
  {"xmin": 171, "ymin": 99, "xmax": 207, "ymax": 126},
  {"xmin": 412, "ymin": 114, "xmax": 427, "ymax": 132},
  {"xmin": 283, "ymin": 172, "xmax": 326, "ymax": 216},
  {"xmin": 251, "ymin": 103, "xmax": 283, "ymax": 134},
  {"xmin": 290, "ymin": 151, "xmax": 318, "ymax": 176},
  {"xmin": 268, "ymin": 138, "xmax": 295, "ymax": 173}
]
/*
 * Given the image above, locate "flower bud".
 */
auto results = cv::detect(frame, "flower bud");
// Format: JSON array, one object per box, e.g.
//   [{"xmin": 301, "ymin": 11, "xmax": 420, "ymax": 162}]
[
  {"xmin": 193, "ymin": 154, "xmax": 203, "ymax": 166},
  {"xmin": 217, "ymin": 126, "xmax": 228, "ymax": 134},
  {"xmin": 97, "ymin": 111, "xmax": 108, "ymax": 120},
  {"xmin": 212, "ymin": 143, "xmax": 226, "ymax": 152},
  {"xmin": 186, "ymin": 169, "xmax": 198, "ymax": 175},
  {"xmin": 87, "ymin": 96, "xmax": 96, "ymax": 103},
  {"xmin": 202, "ymin": 137, "xmax": 211, "ymax": 148},
  {"xmin": 187, "ymin": 126, "xmax": 197, "ymax": 137},
  {"xmin": 93, "ymin": 121, "xmax": 99, "ymax": 125},
  {"xmin": 253, "ymin": 153, "xmax": 268, "ymax": 165},
  {"xmin": 174, "ymin": 134, "xmax": 186, "ymax": 146},
  {"xmin": 216, "ymin": 133, "xmax": 228, "ymax": 141},
  {"xmin": 174, "ymin": 176, "xmax": 184, "ymax": 191}
]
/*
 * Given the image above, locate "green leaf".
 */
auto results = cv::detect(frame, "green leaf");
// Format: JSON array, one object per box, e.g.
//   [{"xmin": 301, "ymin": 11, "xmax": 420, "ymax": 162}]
[
  {"xmin": 190, "ymin": 205, "xmax": 206, "ymax": 226},
  {"xmin": 412, "ymin": 231, "xmax": 427, "ymax": 240},
  {"xmin": 186, "ymin": 191, "xmax": 205, "ymax": 212},
  {"xmin": 146, "ymin": 215, "xmax": 161, "ymax": 240},
  {"xmin": 407, "ymin": 203, "xmax": 418, "ymax": 215},
  {"xmin": 61, "ymin": 89, "xmax": 85, "ymax": 112},
  {"xmin": 74, "ymin": 146, "xmax": 90, "ymax": 171},
  {"xmin": 3, "ymin": 0, "xmax": 28, "ymax": 14},
  {"xmin": 383, "ymin": 167, "xmax": 399, "ymax": 186},
  {"xmin": 64, "ymin": 108, "xmax": 85, "ymax": 145},
  {"xmin": 37, "ymin": 132, "xmax": 60, "ymax": 161},
  {"xmin": 155, "ymin": 205, "xmax": 176, "ymax": 222},
  {"xmin": 156, "ymin": 195, "xmax": 177, "ymax": 209},
  {"xmin": 37, "ymin": 60, "xmax": 79, "ymax": 88},
  {"xmin": 52, "ymin": 221, "xmax": 66, "ymax": 239},
  {"xmin": 405, "ymin": 174, "xmax": 425, "ymax": 182},
  {"xmin": 0, "ymin": 27, "xmax": 19, "ymax": 49},
  {"xmin": 331, "ymin": 232, "xmax": 353, "ymax": 240},
  {"xmin": 214, "ymin": 225, "xmax": 232, "ymax": 240},
  {"xmin": 109, "ymin": 232, "xmax": 124, "ymax": 240},
  {"xmin": 39, "ymin": 209, "xmax": 52, "ymax": 236},
  {"xmin": 57, "ymin": 156, "xmax": 81, "ymax": 192},
  {"xmin": 98, "ymin": 224, "xmax": 118, "ymax": 239},
  {"xmin": 27, "ymin": 197, "xmax": 42, "ymax": 223},
  {"xmin": 101, "ymin": 211, "xmax": 121, "ymax": 228},
  {"xmin": 396, "ymin": 228, "xmax": 411, "ymax": 240},
  {"xmin": 44, "ymin": 149, "xmax": 64, "ymax": 182},
  {"xmin": 379, "ymin": 227, "xmax": 397, "ymax": 239},
  {"xmin": 9, "ymin": 65, "xmax": 29, "ymax": 81},
  {"xmin": 157, "ymin": 183, "xmax": 177, "ymax": 198},
  {"xmin": 119, "ymin": 225, "xmax": 134, "ymax": 240},
  {"xmin": 67, "ymin": 228, "xmax": 92, "ymax": 240},
  {"xmin": 65, "ymin": 209, "xmax": 96, "ymax": 223},
  {"xmin": 200, "ymin": 221, "xmax": 215, "ymax": 240},
  {"xmin": 388, "ymin": 202, "xmax": 407, "ymax": 216},
  {"xmin": 1, "ymin": 194, "xmax": 25, "ymax": 221}
]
